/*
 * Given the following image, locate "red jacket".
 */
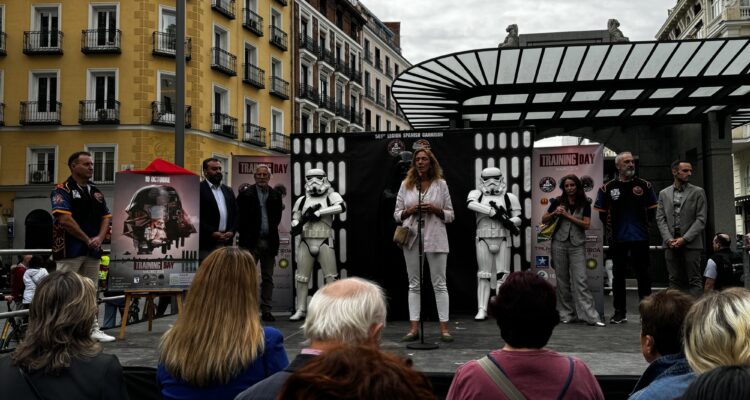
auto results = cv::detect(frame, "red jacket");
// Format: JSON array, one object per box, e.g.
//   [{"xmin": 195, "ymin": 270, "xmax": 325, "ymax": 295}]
[{"xmin": 9, "ymin": 264, "xmax": 26, "ymax": 302}]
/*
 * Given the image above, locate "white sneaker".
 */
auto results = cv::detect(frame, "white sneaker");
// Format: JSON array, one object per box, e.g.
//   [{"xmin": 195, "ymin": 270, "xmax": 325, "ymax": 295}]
[
  {"xmin": 474, "ymin": 309, "xmax": 487, "ymax": 321},
  {"xmin": 91, "ymin": 328, "xmax": 116, "ymax": 342},
  {"xmin": 289, "ymin": 309, "xmax": 306, "ymax": 321}
]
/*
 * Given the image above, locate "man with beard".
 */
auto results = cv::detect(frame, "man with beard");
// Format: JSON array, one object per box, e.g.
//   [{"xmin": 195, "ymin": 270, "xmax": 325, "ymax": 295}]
[
  {"xmin": 594, "ymin": 152, "xmax": 657, "ymax": 324},
  {"xmin": 656, "ymin": 161, "xmax": 706, "ymax": 297},
  {"xmin": 199, "ymin": 158, "xmax": 237, "ymax": 261}
]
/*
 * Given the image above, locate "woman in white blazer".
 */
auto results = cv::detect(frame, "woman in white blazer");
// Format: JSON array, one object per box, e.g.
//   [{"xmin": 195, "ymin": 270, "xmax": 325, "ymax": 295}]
[{"xmin": 394, "ymin": 148, "xmax": 455, "ymax": 342}]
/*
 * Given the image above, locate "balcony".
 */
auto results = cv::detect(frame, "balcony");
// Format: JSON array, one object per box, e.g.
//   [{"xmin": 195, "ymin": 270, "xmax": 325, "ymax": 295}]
[
  {"xmin": 28, "ymin": 165, "xmax": 54, "ymax": 184},
  {"xmin": 212, "ymin": 0, "xmax": 236, "ymax": 19},
  {"xmin": 79, "ymin": 100, "xmax": 120, "ymax": 124},
  {"xmin": 300, "ymin": 36, "xmax": 318, "ymax": 60},
  {"xmin": 20, "ymin": 101, "xmax": 62, "ymax": 125},
  {"xmin": 274, "ymin": 0, "xmax": 288, "ymax": 6},
  {"xmin": 376, "ymin": 94, "xmax": 385, "ymax": 107},
  {"xmin": 270, "ymin": 26, "xmax": 288, "ymax": 51},
  {"xmin": 151, "ymin": 101, "xmax": 192, "ymax": 127},
  {"xmin": 349, "ymin": 69, "xmax": 362, "ymax": 86},
  {"xmin": 242, "ymin": 123, "xmax": 267, "ymax": 147},
  {"xmin": 334, "ymin": 62, "xmax": 350, "ymax": 81},
  {"xmin": 365, "ymin": 87, "xmax": 375, "ymax": 101},
  {"xmin": 334, "ymin": 102, "xmax": 351, "ymax": 121},
  {"xmin": 211, "ymin": 47, "xmax": 237, "ymax": 76},
  {"xmin": 318, "ymin": 48, "xmax": 335, "ymax": 71},
  {"xmin": 269, "ymin": 131, "xmax": 290, "ymax": 153},
  {"xmin": 153, "ymin": 32, "xmax": 192, "ymax": 60},
  {"xmin": 375, "ymin": 59, "xmax": 382, "ymax": 71},
  {"xmin": 242, "ymin": 9, "xmax": 263, "ymax": 36},
  {"xmin": 350, "ymin": 110, "xmax": 363, "ymax": 127},
  {"xmin": 386, "ymin": 68, "xmax": 393, "ymax": 79},
  {"xmin": 364, "ymin": 49, "xmax": 372, "ymax": 64},
  {"xmin": 297, "ymin": 84, "xmax": 319, "ymax": 105},
  {"xmin": 81, "ymin": 29, "xmax": 121, "ymax": 54},
  {"xmin": 270, "ymin": 76, "xmax": 290, "ymax": 99},
  {"xmin": 24, "ymin": 31, "xmax": 64, "ymax": 55},
  {"xmin": 211, "ymin": 113, "xmax": 238, "ymax": 139},
  {"xmin": 0, "ymin": 32, "xmax": 6, "ymax": 55},
  {"xmin": 318, "ymin": 94, "xmax": 336, "ymax": 114},
  {"xmin": 243, "ymin": 64, "xmax": 265, "ymax": 88},
  {"xmin": 742, "ymin": 6, "xmax": 750, "ymax": 17}
]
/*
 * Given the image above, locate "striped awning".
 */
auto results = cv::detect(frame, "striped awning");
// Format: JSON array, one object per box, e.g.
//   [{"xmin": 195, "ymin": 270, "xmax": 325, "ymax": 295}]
[{"xmin": 392, "ymin": 38, "xmax": 750, "ymax": 130}]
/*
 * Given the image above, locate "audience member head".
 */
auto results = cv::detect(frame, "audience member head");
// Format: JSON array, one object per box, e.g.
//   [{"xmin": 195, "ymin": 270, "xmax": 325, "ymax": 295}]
[
  {"xmin": 489, "ymin": 271, "xmax": 559, "ymax": 349},
  {"xmin": 303, "ymin": 277, "xmax": 386, "ymax": 347},
  {"xmin": 713, "ymin": 232, "xmax": 731, "ymax": 251},
  {"xmin": 27, "ymin": 255, "xmax": 45, "ymax": 269},
  {"xmin": 681, "ymin": 364, "xmax": 750, "ymax": 400},
  {"xmin": 278, "ymin": 344, "xmax": 436, "ymax": 400},
  {"xmin": 18, "ymin": 254, "xmax": 32, "ymax": 266},
  {"xmin": 638, "ymin": 289, "xmax": 695, "ymax": 363},
  {"xmin": 683, "ymin": 287, "xmax": 750, "ymax": 373},
  {"xmin": 13, "ymin": 271, "xmax": 99, "ymax": 373},
  {"xmin": 160, "ymin": 247, "xmax": 264, "ymax": 386}
]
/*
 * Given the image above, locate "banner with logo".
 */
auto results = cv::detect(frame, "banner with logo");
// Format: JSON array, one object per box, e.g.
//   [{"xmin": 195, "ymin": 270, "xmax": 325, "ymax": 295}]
[
  {"xmin": 531, "ymin": 145, "xmax": 605, "ymax": 317},
  {"xmin": 109, "ymin": 168, "xmax": 200, "ymax": 290},
  {"xmin": 231, "ymin": 156, "xmax": 293, "ymax": 313}
]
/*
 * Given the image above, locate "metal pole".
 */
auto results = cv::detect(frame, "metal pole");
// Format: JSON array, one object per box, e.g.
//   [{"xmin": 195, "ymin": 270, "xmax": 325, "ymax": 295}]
[{"xmin": 174, "ymin": 0, "xmax": 186, "ymax": 167}]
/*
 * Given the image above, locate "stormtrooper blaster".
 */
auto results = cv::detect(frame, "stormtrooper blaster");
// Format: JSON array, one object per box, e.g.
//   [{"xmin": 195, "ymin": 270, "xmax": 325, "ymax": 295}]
[
  {"xmin": 291, "ymin": 203, "xmax": 322, "ymax": 236},
  {"xmin": 489, "ymin": 201, "xmax": 520, "ymax": 236}
]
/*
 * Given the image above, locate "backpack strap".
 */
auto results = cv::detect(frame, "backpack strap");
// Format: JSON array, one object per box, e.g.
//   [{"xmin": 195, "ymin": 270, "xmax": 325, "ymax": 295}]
[
  {"xmin": 476, "ymin": 354, "xmax": 527, "ymax": 400},
  {"xmin": 555, "ymin": 356, "xmax": 575, "ymax": 400}
]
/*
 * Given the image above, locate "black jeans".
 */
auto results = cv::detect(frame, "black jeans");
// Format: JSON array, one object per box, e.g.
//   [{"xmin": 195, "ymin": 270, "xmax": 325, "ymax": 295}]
[
  {"xmin": 610, "ymin": 240, "xmax": 652, "ymax": 314},
  {"xmin": 253, "ymin": 241, "xmax": 276, "ymax": 313}
]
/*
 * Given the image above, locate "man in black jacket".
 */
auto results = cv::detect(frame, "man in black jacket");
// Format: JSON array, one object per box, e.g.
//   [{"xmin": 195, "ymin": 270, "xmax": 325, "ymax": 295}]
[
  {"xmin": 199, "ymin": 158, "xmax": 237, "ymax": 261},
  {"xmin": 238, "ymin": 165, "xmax": 283, "ymax": 321},
  {"xmin": 703, "ymin": 233, "xmax": 741, "ymax": 293}
]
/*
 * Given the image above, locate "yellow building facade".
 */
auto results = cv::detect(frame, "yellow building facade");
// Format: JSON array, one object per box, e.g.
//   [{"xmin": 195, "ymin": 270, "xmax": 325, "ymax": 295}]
[{"xmin": 0, "ymin": 0, "xmax": 293, "ymax": 248}]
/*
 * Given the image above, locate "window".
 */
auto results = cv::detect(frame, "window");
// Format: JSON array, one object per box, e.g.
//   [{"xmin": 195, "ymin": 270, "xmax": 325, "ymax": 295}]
[
  {"xmin": 245, "ymin": 0, "xmax": 257, "ymax": 11},
  {"xmin": 214, "ymin": 24, "xmax": 229, "ymax": 50},
  {"xmin": 386, "ymin": 120, "xmax": 391, "ymax": 131},
  {"xmin": 395, "ymin": 64, "xmax": 399, "ymax": 76},
  {"xmin": 87, "ymin": 146, "xmax": 116, "ymax": 183},
  {"xmin": 245, "ymin": 98, "xmax": 258, "ymax": 125},
  {"xmin": 160, "ymin": 7, "xmax": 176, "ymax": 35},
  {"xmin": 376, "ymin": 78, "xmax": 381, "ymax": 97},
  {"xmin": 350, "ymin": 52, "xmax": 357, "ymax": 72},
  {"xmin": 301, "ymin": 113, "xmax": 310, "ymax": 133},
  {"xmin": 30, "ymin": 71, "xmax": 59, "ymax": 113},
  {"xmin": 336, "ymin": 83, "xmax": 343, "ymax": 105},
  {"xmin": 386, "ymin": 56, "xmax": 391, "ymax": 71},
  {"xmin": 213, "ymin": 154, "xmax": 230, "ymax": 185},
  {"xmin": 364, "ymin": 71, "xmax": 370, "ymax": 92},
  {"xmin": 301, "ymin": 64, "xmax": 310, "ymax": 87},
  {"xmin": 375, "ymin": 115, "xmax": 381, "ymax": 131},
  {"xmin": 157, "ymin": 71, "xmax": 176, "ymax": 120},
  {"xmin": 746, "ymin": 164, "xmax": 750, "ymax": 193},
  {"xmin": 350, "ymin": 94, "xmax": 357, "ymax": 112},
  {"xmin": 271, "ymin": 58, "xmax": 282, "ymax": 78},
  {"xmin": 320, "ymin": 74, "xmax": 329, "ymax": 98},
  {"xmin": 365, "ymin": 109, "xmax": 371, "ymax": 127},
  {"xmin": 319, "ymin": 0, "xmax": 327, "ymax": 16},
  {"xmin": 245, "ymin": 42, "xmax": 257, "ymax": 65},
  {"xmin": 28, "ymin": 147, "xmax": 56, "ymax": 184},
  {"xmin": 213, "ymin": 85, "xmax": 230, "ymax": 129},
  {"xmin": 320, "ymin": 118, "xmax": 328, "ymax": 133},
  {"xmin": 364, "ymin": 39, "xmax": 370, "ymax": 58},
  {"xmin": 271, "ymin": 109, "xmax": 283, "ymax": 134},
  {"xmin": 319, "ymin": 31, "xmax": 327, "ymax": 51},
  {"xmin": 711, "ymin": 0, "xmax": 722, "ymax": 19},
  {"xmin": 271, "ymin": 8, "xmax": 282, "ymax": 29},
  {"xmin": 90, "ymin": 5, "xmax": 117, "ymax": 45},
  {"xmin": 336, "ymin": 9, "xmax": 343, "ymax": 28},
  {"xmin": 33, "ymin": 6, "xmax": 60, "ymax": 49},
  {"xmin": 375, "ymin": 48, "xmax": 381, "ymax": 65},
  {"xmin": 88, "ymin": 70, "xmax": 117, "ymax": 110},
  {"xmin": 396, "ymin": 125, "xmax": 400, "ymax": 131},
  {"xmin": 301, "ymin": 18, "xmax": 309, "ymax": 37},
  {"xmin": 336, "ymin": 43, "xmax": 342, "ymax": 64}
]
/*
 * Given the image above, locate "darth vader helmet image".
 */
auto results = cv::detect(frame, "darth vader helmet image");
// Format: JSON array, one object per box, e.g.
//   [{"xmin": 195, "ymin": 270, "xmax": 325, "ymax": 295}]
[{"xmin": 123, "ymin": 185, "xmax": 197, "ymax": 255}]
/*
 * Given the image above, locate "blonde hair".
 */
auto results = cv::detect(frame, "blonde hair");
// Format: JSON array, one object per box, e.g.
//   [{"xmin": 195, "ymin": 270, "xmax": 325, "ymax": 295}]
[
  {"xmin": 159, "ymin": 247, "xmax": 265, "ymax": 386},
  {"xmin": 404, "ymin": 148, "xmax": 444, "ymax": 190},
  {"xmin": 13, "ymin": 271, "xmax": 100, "ymax": 373},
  {"xmin": 683, "ymin": 287, "xmax": 750, "ymax": 373}
]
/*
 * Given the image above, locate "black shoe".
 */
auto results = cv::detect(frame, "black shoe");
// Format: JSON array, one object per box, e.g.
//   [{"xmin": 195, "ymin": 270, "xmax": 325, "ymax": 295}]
[
  {"xmin": 610, "ymin": 312, "xmax": 627, "ymax": 324},
  {"xmin": 261, "ymin": 312, "xmax": 276, "ymax": 322}
]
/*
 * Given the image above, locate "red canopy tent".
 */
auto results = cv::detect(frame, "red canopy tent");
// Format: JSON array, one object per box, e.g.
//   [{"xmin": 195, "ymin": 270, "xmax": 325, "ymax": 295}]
[{"xmin": 122, "ymin": 158, "xmax": 197, "ymax": 176}]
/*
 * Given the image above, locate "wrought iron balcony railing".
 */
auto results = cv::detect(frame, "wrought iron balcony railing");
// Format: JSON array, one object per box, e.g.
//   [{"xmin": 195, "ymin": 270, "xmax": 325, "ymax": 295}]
[
  {"xmin": 318, "ymin": 94, "xmax": 335, "ymax": 112},
  {"xmin": 242, "ymin": 9, "xmax": 263, "ymax": 36},
  {"xmin": 334, "ymin": 102, "xmax": 351, "ymax": 120},
  {"xmin": 300, "ymin": 35, "xmax": 318, "ymax": 56},
  {"xmin": 28, "ymin": 165, "xmax": 54, "ymax": 184},
  {"xmin": 24, "ymin": 31, "xmax": 63, "ymax": 54},
  {"xmin": 151, "ymin": 101, "xmax": 192, "ymax": 127},
  {"xmin": 243, "ymin": 64, "xmax": 265, "ymax": 88},
  {"xmin": 211, "ymin": 113, "xmax": 238, "ymax": 139},
  {"xmin": 350, "ymin": 110, "xmax": 363, "ymax": 126},
  {"xmin": 212, "ymin": 0, "xmax": 236, "ymax": 19},
  {"xmin": 298, "ymin": 84, "xmax": 319, "ymax": 104},
  {"xmin": 270, "ymin": 26, "xmax": 288, "ymax": 51},
  {"xmin": 79, "ymin": 100, "xmax": 120, "ymax": 124},
  {"xmin": 270, "ymin": 76, "xmax": 290, "ymax": 99},
  {"xmin": 0, "ymin": 32, "xmax": 6, "ymax": 55},
  {"xmin": 242, "ymin": 123, "xmax": 267, "ymax": 147},
  {"xmin": 269, "ymin": 131, "xmax": 290, "ymax": 153},
  {"xmin": 335, "ymin": 62, "xmax": 350, "ymax": 78},
  {"xmin": 81, "ymin": 29, "xmax": 121, "ymax": 53},
  {"xmin": 349, "ymin": 69, "xmax": 362, "ymax": 84},
  {"xmin": 152, "ymin": 32, "xmax": 192, "ymax": 60},
  {"xmin": 319, "ymin": 48, "xmax": 335, "ymax": 68},
  {"xmin": 211, "ymin": 47, "xmax": 237, "ymax": 76},
  {"xmin": 20, "ymin": 101, "xmax": 62, "ymax": 125}
]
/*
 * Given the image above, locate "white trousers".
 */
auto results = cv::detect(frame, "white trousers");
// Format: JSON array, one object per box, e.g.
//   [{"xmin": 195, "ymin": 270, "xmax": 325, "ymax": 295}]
[{"xmin": 403, "ymin": 246, "xmax": 449, "ymax": 322}]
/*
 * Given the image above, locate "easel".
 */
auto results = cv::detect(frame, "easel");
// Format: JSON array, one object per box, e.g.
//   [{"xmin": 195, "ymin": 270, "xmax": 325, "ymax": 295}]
[{"xmin": 119, "ymin": 289, "xmax": 185, "ymax": 340}]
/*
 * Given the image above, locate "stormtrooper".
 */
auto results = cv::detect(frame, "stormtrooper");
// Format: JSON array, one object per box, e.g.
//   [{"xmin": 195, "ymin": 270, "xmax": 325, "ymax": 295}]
[
  {"xmin": 289, "ymin": 169, "xmax": 346, "ymax": 321},
  {"xmin": 467, "ymin": 167, "xmax": 522, "ymax": 320}
]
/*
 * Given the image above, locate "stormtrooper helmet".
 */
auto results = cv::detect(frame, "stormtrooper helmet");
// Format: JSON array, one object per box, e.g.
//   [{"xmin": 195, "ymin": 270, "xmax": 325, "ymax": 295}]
[
  {"xmin": 479, "ymin": 167, "xmax": 506, "ymax": 195},
  {"xmin": 305, "ymin": 169, "xmax": 330, "ymax": 196}
]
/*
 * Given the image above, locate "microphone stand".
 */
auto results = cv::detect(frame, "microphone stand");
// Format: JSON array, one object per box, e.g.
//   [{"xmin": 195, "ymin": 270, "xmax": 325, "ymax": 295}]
[{"xmin": 408, "ymin": 177, "xmax": 439, "ymax": 350}]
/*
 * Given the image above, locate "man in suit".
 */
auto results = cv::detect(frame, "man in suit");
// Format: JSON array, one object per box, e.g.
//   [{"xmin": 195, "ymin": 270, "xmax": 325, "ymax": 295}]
[
  {"xmin": 199, "ymin": 158, "xmax": 237, "ymax": 260},
  {"xmin": 238, "ymin": 165, "xmax": 283, "ymax": 322},
  {"xmin": 656, "ymin": 160, "xmax": 707, "ymax": 297}
]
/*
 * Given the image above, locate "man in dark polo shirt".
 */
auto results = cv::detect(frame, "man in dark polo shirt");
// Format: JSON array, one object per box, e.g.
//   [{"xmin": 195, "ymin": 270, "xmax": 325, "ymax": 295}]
[
  {"xmin": 594, "ymin": 151, "xmax": 657, "ymax": 324},
  {"xmin": 51, "ymin": 151, "xmax": 114, "ymax": 342}
]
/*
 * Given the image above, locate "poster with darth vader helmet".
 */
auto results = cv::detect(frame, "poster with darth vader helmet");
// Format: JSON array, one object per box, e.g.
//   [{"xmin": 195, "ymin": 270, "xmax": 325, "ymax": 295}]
[{"xmin": 109, "ymin": 172, "xmax": 200, "ymax": 290}]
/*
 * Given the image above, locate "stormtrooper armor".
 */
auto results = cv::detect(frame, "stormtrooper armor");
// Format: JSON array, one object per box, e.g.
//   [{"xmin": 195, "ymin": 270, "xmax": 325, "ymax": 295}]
[
  {"xmin": 289, "ymin": 169, "xmax": 346, "ymax": 320},
  {"xmin": 466, "ymin": 168, "xmax": 522, "ymax": 320}
]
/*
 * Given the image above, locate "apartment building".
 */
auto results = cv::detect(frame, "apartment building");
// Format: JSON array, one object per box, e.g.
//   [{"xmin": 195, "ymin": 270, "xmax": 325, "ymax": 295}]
[
  {"xmin": 359, "ymin": 5, "xmax": 410, "ymax": 132},
  {"xmin": 293, "ymin": 0, "xmax": 365, "ymax": 133},
  {"xmin": 656, "ymin": 0, "xmax": 750, "ymax": 234},
  {"xmin": 0, "ymin": 1, "xmax": 293, "ymax": 248}
]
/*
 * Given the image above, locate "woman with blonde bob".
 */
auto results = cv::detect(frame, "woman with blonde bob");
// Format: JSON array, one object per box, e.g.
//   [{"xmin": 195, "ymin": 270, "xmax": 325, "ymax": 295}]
[
  {"xmin": 0, "ymin": 270, "xmax": 129, "ymax": 399},
  {"xmin": 683, "ymin": 287, "xmax": 750, "ymax": 374},
  {"xmin": 157, "ymin": 247, "xmax": 288, "ymax": 399}
]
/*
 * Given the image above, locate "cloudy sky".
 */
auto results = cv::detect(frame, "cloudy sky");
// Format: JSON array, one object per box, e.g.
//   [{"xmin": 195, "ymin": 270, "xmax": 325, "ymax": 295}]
[{"xmin": 364, "ymin": 0, "xmax": 678, "ymax": 64}]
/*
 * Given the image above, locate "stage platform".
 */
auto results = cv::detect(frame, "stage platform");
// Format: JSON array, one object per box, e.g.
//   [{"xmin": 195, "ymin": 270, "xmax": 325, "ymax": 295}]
[{"xmin": 102, "ymin": 289, "xmax": 648, "ymax": 377}]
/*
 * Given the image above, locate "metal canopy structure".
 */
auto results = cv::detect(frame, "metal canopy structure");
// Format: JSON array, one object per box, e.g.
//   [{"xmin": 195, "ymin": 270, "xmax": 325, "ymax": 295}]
[{"xmin": 392, "ymin": 38, "xmax": 750, "ymax": 130}]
